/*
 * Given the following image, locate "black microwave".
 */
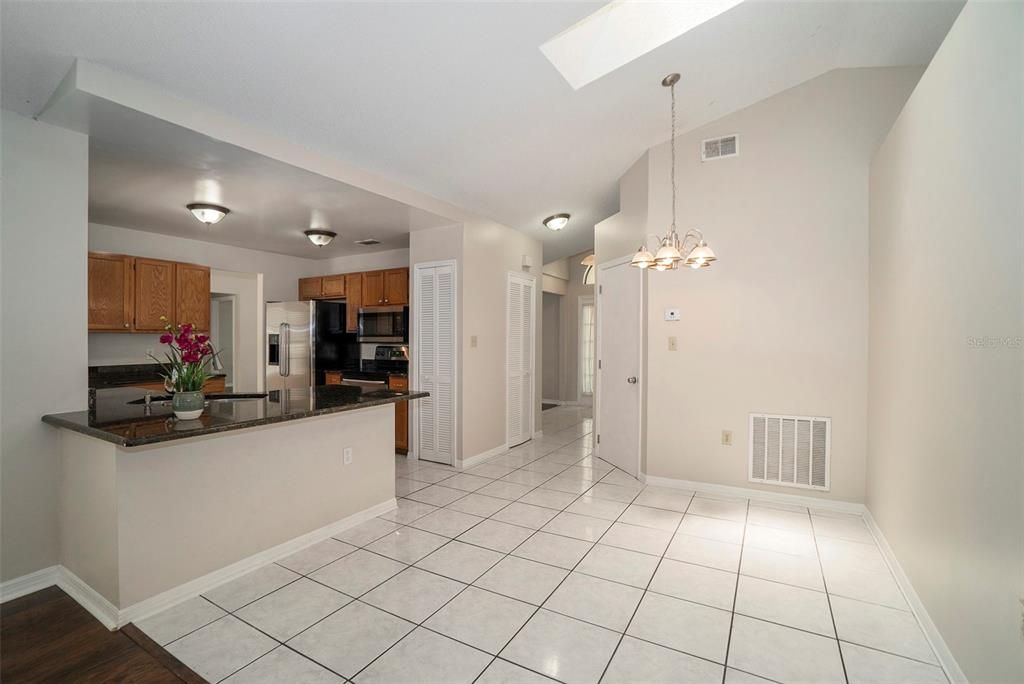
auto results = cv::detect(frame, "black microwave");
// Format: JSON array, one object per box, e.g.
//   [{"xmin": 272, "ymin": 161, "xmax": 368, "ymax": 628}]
[{"xmin": 358, "ymin": 306, "xmax": 408, "ymax": 343}]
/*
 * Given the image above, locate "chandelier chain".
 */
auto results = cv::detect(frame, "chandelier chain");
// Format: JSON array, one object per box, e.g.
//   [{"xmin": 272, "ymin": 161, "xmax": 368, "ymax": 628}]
[{"xmin": 670, "ymin": 80, "xmax": 677, "ymax": 234}]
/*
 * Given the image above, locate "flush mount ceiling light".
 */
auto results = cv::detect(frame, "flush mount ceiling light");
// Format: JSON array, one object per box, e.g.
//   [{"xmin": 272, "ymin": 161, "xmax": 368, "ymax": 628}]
[
  {"xmin": 541, "ymin": 0, "xmax": 745, "ymax": 90},
  {"xmin": 631, "ymin": 73, "xmax": 717, "ymax": 272},
  {"xmin": 543, "ymin": 213, "xmax": 571, "ymax": 231},
  {"xmin": 304, "ymin": 229, "xmax": 337, "ymax": 247},
  {"xmin": 186, "ymin": 203, "xmax": 229, "ymax": 225}
]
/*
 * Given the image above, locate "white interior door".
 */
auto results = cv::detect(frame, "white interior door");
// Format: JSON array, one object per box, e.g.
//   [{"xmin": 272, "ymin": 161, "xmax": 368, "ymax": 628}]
[
  {"xmin": 507, "ymin": 272, "xmax": 536, "ymax": 448},
  {"xmin": 596, "ymin": 259, "xmax": 644, "ymax": 477},
  {"xmin": 414, "ymin": 262, "xmax": 457, "ymax": 465}
]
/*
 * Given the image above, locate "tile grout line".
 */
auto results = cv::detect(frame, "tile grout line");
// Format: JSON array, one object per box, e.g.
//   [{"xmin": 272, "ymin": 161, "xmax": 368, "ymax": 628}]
[
  {"xmin": 347, "ymin": 412, "xmax": 599, "ymax": 682},
  {"xmin": 471, "ymin": 461, "xmax": 645, "ymax": 683},
  {"xmin": 718, "ymin": 498, "xmax": 750, "ymax": 684},
  {"xmin": 595, "ymin": 490, "xmax": 694, "ymax": 684},
  {"xmin": 808, "ymin": 506, "xmax": 851, "ymax": 684}
]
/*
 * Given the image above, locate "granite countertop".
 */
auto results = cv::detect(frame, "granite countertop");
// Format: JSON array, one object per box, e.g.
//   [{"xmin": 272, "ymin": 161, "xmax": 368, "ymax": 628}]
[{"xmin": 42, "ymin": 385, "xmax": 428, "ymax": 448}]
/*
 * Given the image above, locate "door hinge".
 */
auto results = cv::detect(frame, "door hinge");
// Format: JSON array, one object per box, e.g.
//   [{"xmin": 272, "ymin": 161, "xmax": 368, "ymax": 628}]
[
  {"xmin": 598, "ymin": 359, "xmax": 602, "ymax": 370},
  {"xmin": 597, "ymin": 434, "xmax": 600, "ymax": 444},
  {"xmin": 599, "ymin": 285, "xmax": 603, "ymax": 294}
]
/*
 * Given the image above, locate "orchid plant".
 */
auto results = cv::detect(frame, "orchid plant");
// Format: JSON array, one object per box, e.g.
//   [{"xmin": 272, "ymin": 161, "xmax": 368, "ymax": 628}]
[{"xmin": 149, "ymin": 317, "xmax": 217, "ymax": 393}]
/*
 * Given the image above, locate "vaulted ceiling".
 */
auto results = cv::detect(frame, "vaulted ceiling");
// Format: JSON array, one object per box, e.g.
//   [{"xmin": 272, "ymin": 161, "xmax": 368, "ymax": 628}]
[{"xmin": 1, "ymin": 1, "xmax": 963, "ymax": 260}]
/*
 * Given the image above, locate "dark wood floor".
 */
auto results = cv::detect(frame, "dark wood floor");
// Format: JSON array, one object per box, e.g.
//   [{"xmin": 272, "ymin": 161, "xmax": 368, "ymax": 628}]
[{"xmin": 1, "ymin": 586, "xmax": 203, "ymax": 683}]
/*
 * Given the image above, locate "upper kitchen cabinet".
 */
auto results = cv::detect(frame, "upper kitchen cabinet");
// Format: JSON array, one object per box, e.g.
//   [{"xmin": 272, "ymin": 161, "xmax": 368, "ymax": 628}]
[
  {"xmin": 363, "ymin": 268, "xmax": 409, "ymax": 307},
  {"xmin": 383, "ymin": 268, "xmax": 409, "ymax": 305},
  {"xmin": 322, "ymin": 274, "xmax": 346, "ymax": 298},
  {"xmin": 134, "ymin": 258, "xmax": 176, "ymax": 332},
  {"xmin": 88, "ymin": 252, "xmax": 134, "ymax": 331},
  {"xmin": 176, "ymin": 262, "xmax": 211, "ymax": 332},
  {"xmin": 88, "ymin": 252, "xmax": 212, "ymax": 333},
  {"xmin": 345, "ymin": 273, "xmax": 362, "ymax": 332},
  {"xmin": 362, "ymin": 270, "xmax": 385, "ymax": 306},
  {"xmin": 299, "ymin": 276, "xmax": 323, "ymax": 301}
]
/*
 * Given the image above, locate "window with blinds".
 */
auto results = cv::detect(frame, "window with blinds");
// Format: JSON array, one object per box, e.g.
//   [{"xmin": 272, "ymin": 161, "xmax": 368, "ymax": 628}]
[{"xmin": 579, "ymin": 299, "xmax": 595, "ymax": 396}]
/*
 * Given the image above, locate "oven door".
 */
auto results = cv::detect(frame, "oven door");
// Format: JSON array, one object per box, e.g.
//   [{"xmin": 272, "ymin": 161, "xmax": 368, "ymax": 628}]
[{"xmin": 358, "ymin": 306, "xmax": 408, "ymax": 343}]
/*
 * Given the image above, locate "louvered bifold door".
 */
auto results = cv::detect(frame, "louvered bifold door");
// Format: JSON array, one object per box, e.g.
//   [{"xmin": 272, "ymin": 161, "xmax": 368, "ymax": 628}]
[
  {"xmin": 507, "ymin": 273, "xmax": 534, "ymax": 448},
  {"xmin": 749, "ymin": 413, "xmax": 830, "ymax": 491},
  {"xmin": 415, "ymin": 263, "xmax": 456, "ymax": 465}
]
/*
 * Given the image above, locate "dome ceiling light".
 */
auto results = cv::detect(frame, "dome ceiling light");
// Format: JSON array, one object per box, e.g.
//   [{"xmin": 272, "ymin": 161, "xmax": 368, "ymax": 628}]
[
  {"xmin": 630, "ymin": 73, "xmax": 717, "ymax": 271},
  {"xmin": 543, "ymin": 213, "xmax": 571, "ymax": 231},
  {"xmin": 304, "ymin": 229, "xmax": 337, "ymax": 247},
  {"xmin": 186, "ymin": 203, "xmax": 230, "ymax": 225}
]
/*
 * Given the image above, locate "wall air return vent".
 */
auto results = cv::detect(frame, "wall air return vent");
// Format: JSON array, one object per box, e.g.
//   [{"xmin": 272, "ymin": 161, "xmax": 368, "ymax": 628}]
[
  {"xmin": 749, "ymin": 413, "xmax": 830, "ymax": 491},
  {"xmin": 701, "ymin": 134, "xmax": 738, "ymax": 161}
]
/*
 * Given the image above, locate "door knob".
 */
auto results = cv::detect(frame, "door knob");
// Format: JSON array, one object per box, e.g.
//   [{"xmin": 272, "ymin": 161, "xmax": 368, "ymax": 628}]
[{"xmin": 627, "ymin": 376, "xmax": 638, "ymax": 384}]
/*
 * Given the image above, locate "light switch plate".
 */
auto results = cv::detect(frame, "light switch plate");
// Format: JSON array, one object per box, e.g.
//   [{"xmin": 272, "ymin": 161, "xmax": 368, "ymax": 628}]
[
  {"xmin": 470, "ymin": 335, "xmax": 478, "ymax": 348},
  {"xmin": 664, "ymin": 308, "xmax": 681, "ymax": 321},
  {"xmin": 343, "ymin": 447, "xmax": 353, "ymax": 465}
]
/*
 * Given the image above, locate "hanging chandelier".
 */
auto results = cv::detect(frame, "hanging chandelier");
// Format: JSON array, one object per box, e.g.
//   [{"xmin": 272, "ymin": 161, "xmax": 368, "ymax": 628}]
[{"xmin": 630, "ymin": 73, "xmax": 717, "ymax": 271}]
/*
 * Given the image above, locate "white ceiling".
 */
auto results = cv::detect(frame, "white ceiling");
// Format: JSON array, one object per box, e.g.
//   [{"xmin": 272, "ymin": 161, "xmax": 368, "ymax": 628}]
[
  {"xmin": 2, "ymin": 1, "xmax": 963, "ymax": 260},
  {"xmin": 86, "ymin": 106, "xmax": 449, "ymax": 258}
]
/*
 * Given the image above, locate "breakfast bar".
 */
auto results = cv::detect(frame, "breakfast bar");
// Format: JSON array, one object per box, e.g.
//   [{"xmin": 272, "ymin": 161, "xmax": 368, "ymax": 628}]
[{"xmin": 42, "ymin": 385, "xmax": 426, "ymax": 624}]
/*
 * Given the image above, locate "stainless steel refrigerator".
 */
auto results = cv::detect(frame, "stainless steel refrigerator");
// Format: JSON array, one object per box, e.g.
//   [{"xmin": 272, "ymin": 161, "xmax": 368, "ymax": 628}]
[{"xmin": 266, "ymin": 300, "xmax": 360, "ymax": 392}]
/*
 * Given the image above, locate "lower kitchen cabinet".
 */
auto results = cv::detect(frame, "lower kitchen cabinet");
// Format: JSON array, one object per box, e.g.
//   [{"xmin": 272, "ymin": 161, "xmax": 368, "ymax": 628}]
[{"xmin": 389, "ymin": 375, "xmax": 409, "ymax": 453}]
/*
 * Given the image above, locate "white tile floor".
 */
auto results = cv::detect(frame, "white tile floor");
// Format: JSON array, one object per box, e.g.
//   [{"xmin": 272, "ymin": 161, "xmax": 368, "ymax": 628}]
[{"xmin": 138, "ymin": 406, "xmax": 948, "ymax": 684}]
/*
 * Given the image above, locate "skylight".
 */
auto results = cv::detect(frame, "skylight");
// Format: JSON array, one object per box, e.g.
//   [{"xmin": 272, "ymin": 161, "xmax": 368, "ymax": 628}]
[{"xmin": 540, "ymin": 0, "xmax": 745, "ymax": 90}]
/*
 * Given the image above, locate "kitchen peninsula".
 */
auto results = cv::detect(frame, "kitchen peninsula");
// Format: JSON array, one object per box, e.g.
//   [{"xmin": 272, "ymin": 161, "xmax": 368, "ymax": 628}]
[{"xmin": 41, "ymin": 385, "xmax": 426, "ymax": 626}]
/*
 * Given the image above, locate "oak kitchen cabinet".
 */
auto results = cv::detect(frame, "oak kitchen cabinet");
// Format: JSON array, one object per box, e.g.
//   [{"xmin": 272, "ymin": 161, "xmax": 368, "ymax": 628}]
[
  {"xmin": 133, "ymin": 257, "xmax": 176, "ymax": 332},
  {"xmin": 389, "ymin": 374, "xmax": 409, "ymax": 453},
  {"xmin": 322, "ymin": 274, "xmax": 346, "ymax": 298},
  {"xmin": 363, "ymin": 268, "xmax": 408, "ymax": 307},
  {"xmin": 88, "ymin": 252, "xmax": 212, "ymax": 333},
  {"xmin": 383, "ymin": 268, "xmax": 409, "ymax": 305},
  {"xmin": 295, "ymin": 267, "xmax": 408, "ymax": 330},
  {"xmin": 344, "ymin": 273, "xmax": 362, "ymax": 332},
  {"xmin": 88, "ymin": 253, "xmax": 134, "ymax": 330},
  {"xmin": 362, "ymin": 270, "xmax": 385, "ymax": 306},
  {"xmin": 176, "ymin": 262, "xmax": 211, "ymax": 331},
  {"xmin": 298, "ymin": 276, "xmax": 323, "ymax": 301}
]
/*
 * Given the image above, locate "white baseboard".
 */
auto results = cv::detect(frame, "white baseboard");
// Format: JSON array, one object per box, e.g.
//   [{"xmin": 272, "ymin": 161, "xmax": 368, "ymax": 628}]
[
  {"xmin": 120, "ymin": 497, "xmax": 397, "ymax": 626},
  {"xmin": 460, "ymin": 443, "xmax": 508, "ymax": 469},
  {"xmin": 0, "ymin": 498, "xmax": 398, "ymax": 630},
  {"xmin": 642, "ymin": 474, "xmax": 866, "ymax": 515},
  {"xmin": 863, "ymin": 509, "xmax": 967, "ymax": 684},
  {"xmin": 0, "ymin": 565, "xmax": 60, "ymax": 603},
  {"xmin": 58, "ymin": 566, "xmax": 120, "ymax": 629}
]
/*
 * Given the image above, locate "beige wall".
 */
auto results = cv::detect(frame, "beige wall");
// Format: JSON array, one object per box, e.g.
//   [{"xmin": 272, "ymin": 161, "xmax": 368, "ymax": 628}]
[
  {"xmin": 596, "ymin": 153, "xmax": 649, "ymax": 264},
  {"xmin": 461, "ymin": 220, "xmax": 543, "ymax": 457},
  {"xmin": 867, "ymin": 3, "xmax": 1024, "ymax": 680},
  {"xmin": 605, "ymin": 67, "xmax": 922, "ymax": 502},
  {"xmin": 1, "ymin": 111, "xmax": 89, "ymax": 582},
  {"xmin": 320, "ymin": 248, "xmax": 409, "ymax": 275}
]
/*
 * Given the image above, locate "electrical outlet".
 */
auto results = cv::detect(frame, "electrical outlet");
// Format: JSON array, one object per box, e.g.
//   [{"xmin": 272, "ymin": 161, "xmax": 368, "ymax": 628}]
[
  {"xmin": 721, "ymin": 430, "xmax": 733, "ymax": 446},
  {"xmin": 343, "ymin": 447, "xmax": 353, "ymax": 465},
  {"xmin": 668, "ymin": 336, "xmax": 678, "ymax": 351},
  {"xmin": 470, "ymin": 335, "xmax": 478, "ymax": 348}
]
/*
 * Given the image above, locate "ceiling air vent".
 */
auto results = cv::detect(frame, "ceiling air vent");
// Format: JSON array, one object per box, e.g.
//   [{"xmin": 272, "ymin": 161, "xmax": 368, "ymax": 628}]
[
  {"xmin": 354, "ymin": 238, "xmax": 381, "ymax": 246},
  {"xmin": 701, "ymin": 134, "xmax": 738, "ymax": 162},
  {"xmin": 749, "ymin": 413, "xmax": 830, "ymax": 491}
]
